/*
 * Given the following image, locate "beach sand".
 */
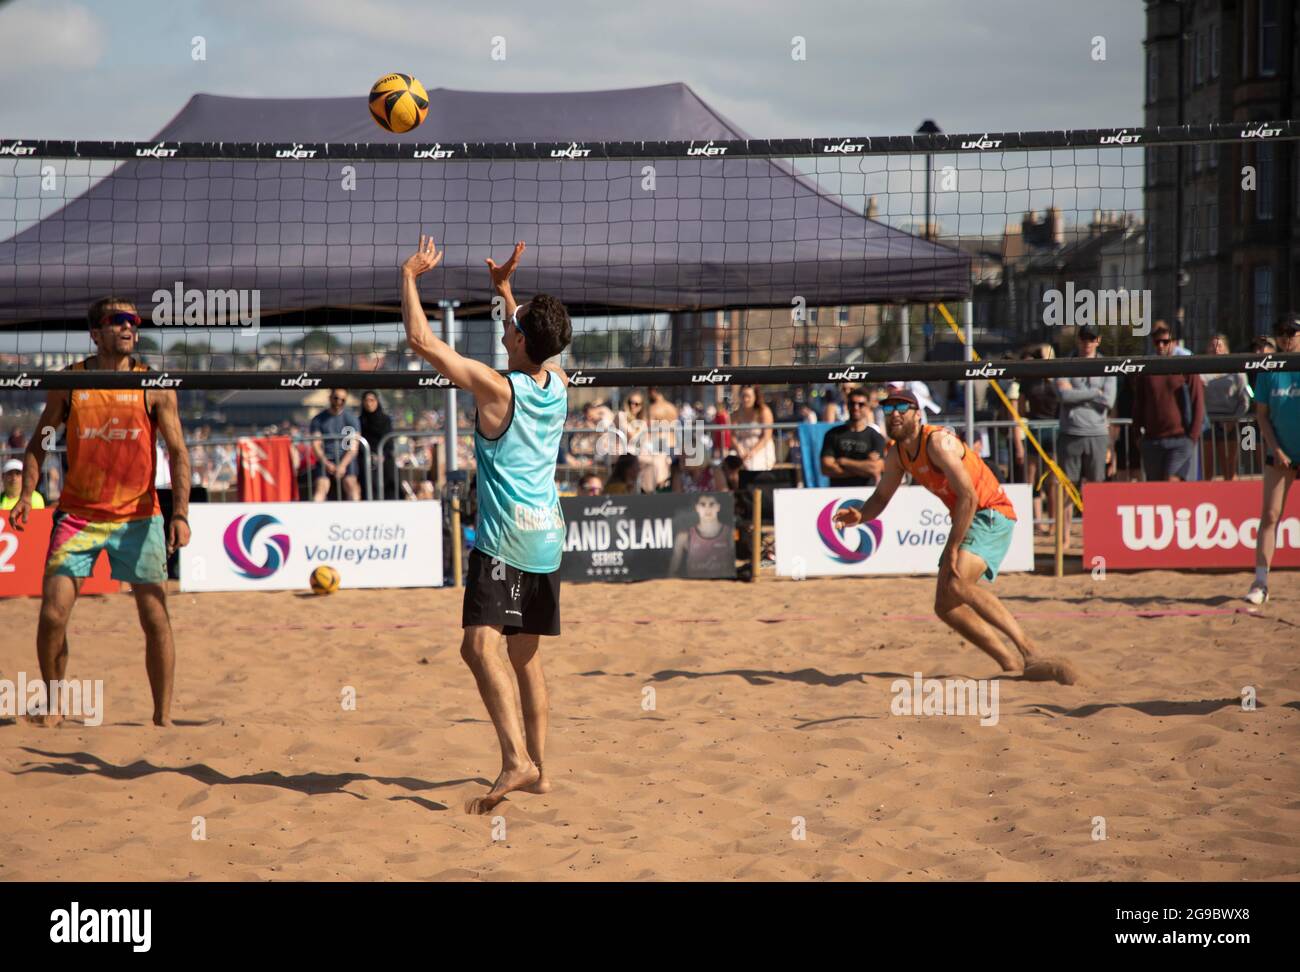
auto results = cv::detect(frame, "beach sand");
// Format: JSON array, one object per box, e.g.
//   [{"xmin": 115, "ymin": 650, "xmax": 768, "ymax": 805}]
[{"xmin": 1, "ymin": 566, "xmax": 1297, "ymax": 881}]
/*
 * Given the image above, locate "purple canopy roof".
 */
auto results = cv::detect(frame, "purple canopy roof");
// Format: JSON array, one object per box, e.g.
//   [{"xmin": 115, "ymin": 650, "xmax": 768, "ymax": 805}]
[{"xmin": 0, "ymin": 83, "xmax": 969, "ymax": 327}]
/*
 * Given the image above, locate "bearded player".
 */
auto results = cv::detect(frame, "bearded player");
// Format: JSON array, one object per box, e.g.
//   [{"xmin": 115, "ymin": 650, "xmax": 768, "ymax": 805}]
[
  {"xmin": 834, "ymin": 389, "xmax": 1077, "ymax": 684},
  {"xmin": 401, "ymin": 236, "xmax": 572, "ymax": 814},
  {"xmin": 8, "ymin": 297, "xmax": 191, "ymax": 726}
]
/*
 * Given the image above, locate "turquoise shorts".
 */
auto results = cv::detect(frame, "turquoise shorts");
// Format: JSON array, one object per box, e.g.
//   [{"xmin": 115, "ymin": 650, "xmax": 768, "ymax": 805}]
[
  {"xmin": 45, "ymin": 511, "xmax": 168, "ymax": 585},
  {"xmin": 959, "ymin": 508, "xmax": 1017, "ymax": 582}
]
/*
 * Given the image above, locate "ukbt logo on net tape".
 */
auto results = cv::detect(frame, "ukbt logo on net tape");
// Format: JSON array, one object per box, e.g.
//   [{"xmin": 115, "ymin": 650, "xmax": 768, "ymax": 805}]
[
  {"xmin": 223, "ymin": 514, "xmax": 291, "ymax": 579},
  {"xmin": 816, "ymin": 498, "xmax": 883, "ymax": 564}
]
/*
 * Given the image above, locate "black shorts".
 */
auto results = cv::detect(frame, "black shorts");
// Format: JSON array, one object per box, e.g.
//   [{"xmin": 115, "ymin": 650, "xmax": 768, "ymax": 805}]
[{"xmin": 462, "ymin": 548, "xmax": 562, "ymax": 636}]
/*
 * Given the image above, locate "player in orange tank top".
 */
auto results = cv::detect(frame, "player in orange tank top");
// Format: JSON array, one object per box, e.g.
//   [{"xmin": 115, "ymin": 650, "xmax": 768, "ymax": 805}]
[
  {"xmin": 834, "ymin": 388, "xmax": 1077, "ymax": 685},
  {"xmin": 7, "ymin": 297, "xmax": 193, "ymax": 726}
]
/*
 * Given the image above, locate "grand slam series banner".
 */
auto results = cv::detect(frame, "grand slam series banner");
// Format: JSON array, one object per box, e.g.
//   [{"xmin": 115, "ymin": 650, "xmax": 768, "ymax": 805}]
[{"xmin": 559, "ymin": 493, "xmax": 736, "ymax": 582}]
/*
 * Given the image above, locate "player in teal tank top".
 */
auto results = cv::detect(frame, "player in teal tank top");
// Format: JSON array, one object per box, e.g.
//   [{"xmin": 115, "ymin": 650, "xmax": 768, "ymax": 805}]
[
  {"xmin": 1246, "ymin": 312, "xmax": 1300, "ymax": 606},
  {"xmin": 402, "ymin": 235, "xmax": 573, "ymax": 814}
]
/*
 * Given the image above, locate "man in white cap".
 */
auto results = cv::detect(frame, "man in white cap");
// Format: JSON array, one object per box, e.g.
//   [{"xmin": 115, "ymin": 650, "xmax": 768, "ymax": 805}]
[{"xmin": 1, "ymin": 457, "xmax": 43, "ymax": 511}]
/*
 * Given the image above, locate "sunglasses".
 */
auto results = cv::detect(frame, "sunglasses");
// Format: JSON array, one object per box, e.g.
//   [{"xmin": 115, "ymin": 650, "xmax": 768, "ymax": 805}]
[
  {"xmin": 581, "ymin": 484, "xmax": 602, "ymax": 493},
  {"xmin": 1153, "ymin": 338, "xmax": 1172, "ymax": 346},
  {"xmin": 99, "ymin": 311, "xmax": 141, "ymax": 329},
  {"xmin": 880, "ymin": 402, "xmax": 915, "ymax": 415},
  {"xmin": 510, "ymin": 302, "xmax": 530, "ymax": 335},
  {"xmin": 628, "ymin": 400, "xmax": 643, "ymax": 407}
]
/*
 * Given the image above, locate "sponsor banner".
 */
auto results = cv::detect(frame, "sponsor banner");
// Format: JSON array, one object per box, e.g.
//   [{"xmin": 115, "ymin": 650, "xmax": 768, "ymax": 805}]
[
  {"xmin": 1083, "ymin": 481, "xmax": 1300, "ymax": 569},
  {"xmin": 774, "ymin": 484, "xmax": 1034, "ymax": 577},
  {"xmin": 3, "ymin": 123, "xmax": 1294, "ymax": 162},
  {"xmin": 559, "ymin": 492, "xmax": 735, "ymax": 582},
  {"xmin": 180, "ymin": 501, "xmax": 442, "ymax": 592},
  {"xmin": 3, "ymin": 353, "xmax": 1298, "ymax": 391},
  {"xmin": 0, "ymin": 509, "xmax": 120, "ymax": 597}
]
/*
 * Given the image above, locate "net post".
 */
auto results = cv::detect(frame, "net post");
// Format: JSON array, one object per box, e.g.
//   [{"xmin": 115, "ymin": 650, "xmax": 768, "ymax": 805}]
[
  {"xmin": 750, "ymin": 487, "xmax": 762, "ymax": 582},
  {"xmin": 451, "ymin": 495, "xmax": 463, "ymax": 589},
  {"xmin": 1053, "ymin": 479, "xmax": 1065, "ymax": 578},
  {"xmin": 964, "ymin": 300, "xmax": 975, "ymax": 448},
  {"xmin": 439, "ymin": 299, "xmax": 460, "ymax": 485}
]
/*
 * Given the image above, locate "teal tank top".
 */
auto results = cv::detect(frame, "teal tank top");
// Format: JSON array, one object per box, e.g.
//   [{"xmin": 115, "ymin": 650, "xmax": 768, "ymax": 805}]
[{"xmin": 473, "ymin": 370, "xmax": 568, "ymax": 572}]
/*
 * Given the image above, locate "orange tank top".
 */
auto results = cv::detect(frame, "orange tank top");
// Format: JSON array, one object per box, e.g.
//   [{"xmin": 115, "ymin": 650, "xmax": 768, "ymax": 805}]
[
  {"xmin": 59, "ymin": 358, "xmax": 160, "ymax": 522},
  {"xmin": 893, "ymin": 425, "xmax": 1016, "ymax": 520}
]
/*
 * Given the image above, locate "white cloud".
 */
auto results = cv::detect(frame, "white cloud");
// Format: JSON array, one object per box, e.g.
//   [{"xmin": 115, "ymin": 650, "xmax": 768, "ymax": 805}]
[{"xmin": 0, "ymin": 0, "xmax": 104, "ymax": 76}]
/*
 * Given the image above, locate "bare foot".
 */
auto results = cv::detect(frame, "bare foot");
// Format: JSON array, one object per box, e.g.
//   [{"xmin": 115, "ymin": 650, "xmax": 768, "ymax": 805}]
[
  {"xmin": 23, "ymin": 713, "xmax": 63, "ymax": 728},
  {"xmin": 520, "ymin": 765, "xmax": 553, "ymax": 794},
  {"xmin": 464, "ymin": 762, "xmax": 541, "ymax": 815},
  {"xmin": 154, "ymin": 715, "xmax": 173, "ymax": 727},
  {"xmin": 1021, "ymin": 657, "xmax": 1080, "ymax": 686}
]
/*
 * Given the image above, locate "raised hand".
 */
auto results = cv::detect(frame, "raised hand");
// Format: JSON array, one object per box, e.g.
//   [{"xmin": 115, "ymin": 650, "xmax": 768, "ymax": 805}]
[
  {"xmin": 402, "ymin": 234, "xmax": 444, "ymax": 278},
  {"xmin": 486, "ymin": 240, "xmax": 526, "ymax": 290},
  {"xmin": 832, "ymin": 506, "xmax": 862, "ymax": 529}
]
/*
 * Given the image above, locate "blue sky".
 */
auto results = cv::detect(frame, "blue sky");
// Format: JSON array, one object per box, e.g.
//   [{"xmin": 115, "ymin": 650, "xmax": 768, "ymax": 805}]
[{"xmin": 0, "ymin": 0, "xmax": 1145, "ymax": 141}]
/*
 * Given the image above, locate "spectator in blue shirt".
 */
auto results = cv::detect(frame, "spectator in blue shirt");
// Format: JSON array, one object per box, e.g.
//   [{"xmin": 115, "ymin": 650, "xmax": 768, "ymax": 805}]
[{"xmin": 310, "ymin": 389, "xmax": 362, "ymax": 501}]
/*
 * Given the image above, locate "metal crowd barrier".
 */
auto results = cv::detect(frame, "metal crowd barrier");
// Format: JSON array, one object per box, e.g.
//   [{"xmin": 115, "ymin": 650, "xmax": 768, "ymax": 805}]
[{"xmin": 1, "ymin": 431, "xmax": 371, "ymax": 504}]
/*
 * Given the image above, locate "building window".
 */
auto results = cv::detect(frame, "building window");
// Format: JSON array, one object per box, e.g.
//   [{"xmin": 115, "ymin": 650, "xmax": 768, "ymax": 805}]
[
  {"xmin": 1195, "ymin": 31, "xmax": 1206, "ymax": 85},
  {"xmin": 837, "ymin": 306, "xmax": 849, "ymax": 326},
  {"xmin": 1146, "ymin": 48, "xmax": 1159, "ymax": 102},
  {"xmin": 1259, "ymin": 0, "xmax": 1278, "ymax": 77},
  {"xmin": 1242, "ymin": 0, "xmax": 1251, "ymax": 78},
  {"xmin": 1185, "ymin": 204, "xmax": 1199, "ymax": 260},
  {"xmin": 1257, "ymin": 142, "xmax": 1275, "ymax": 220},
  {"xmin": 1210, "ymin": 22, "xmax": 1221, "ymax": 78},
  {"xmin": 1254, "ymin": 266, "xmax": 1274, "ymax": 335},
  {"xmin": 1207, "ymin": 200, "xmax": 1218, "ymax": 255}
]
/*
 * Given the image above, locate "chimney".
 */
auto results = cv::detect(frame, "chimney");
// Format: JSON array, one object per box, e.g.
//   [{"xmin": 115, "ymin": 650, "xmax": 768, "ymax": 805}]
[
  {"xmin": 865, "ymin": 195, "xmax": 879, "ymax": 219},
  {"xmin": 1047, "ymin": 207, "xmax": 1063, "ymax": 246}
]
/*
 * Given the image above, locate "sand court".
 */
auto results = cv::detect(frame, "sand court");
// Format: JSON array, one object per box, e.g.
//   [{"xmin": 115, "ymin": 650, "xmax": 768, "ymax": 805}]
[{"xmin": 1, "ymin": 569, "xmax": 1296, "ymax": 881}]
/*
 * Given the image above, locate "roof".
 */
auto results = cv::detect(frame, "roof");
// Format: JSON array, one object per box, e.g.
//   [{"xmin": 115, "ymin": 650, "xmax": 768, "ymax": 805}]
[{"xmin": 0, "ymin": 83, "xmax": 970, "ymax": 328}]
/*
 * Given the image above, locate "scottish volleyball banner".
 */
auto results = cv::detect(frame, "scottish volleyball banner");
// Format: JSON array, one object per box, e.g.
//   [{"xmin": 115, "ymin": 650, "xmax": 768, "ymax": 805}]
[
  {"xmin": 773, "ymin": 485, "xmax": 1033, "ymax": 578},
  {"xmin": 179, "ymin": 501, "xmax": 443, "ymax": 592}
]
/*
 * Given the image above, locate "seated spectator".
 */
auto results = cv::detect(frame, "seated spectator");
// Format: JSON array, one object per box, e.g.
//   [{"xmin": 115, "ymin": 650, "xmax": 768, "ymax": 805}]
[
  {"xmin": 578, "ymin": 473, "xmax": 604, "ymax": 496},
  {"xmin": 603, "ymin": 454, "xmax": 641, "ymax": 495},
  {"xmin": 2, "ymin": 457, "xmax": 43, "ymax": 511},
  {"xmin": 671, "ymin": 450, "xmax": 725, "ymax": 493},
  {"xmin": 820, "ymin": 388, "xmax": 887, "ymax": 486},
  {"xmin": 721, "ymin": 454, "xmax": 744, "ymax": 492},
  {"xmin": 567, "ymin": 403, "xmax": 602, "ymax": 466}
]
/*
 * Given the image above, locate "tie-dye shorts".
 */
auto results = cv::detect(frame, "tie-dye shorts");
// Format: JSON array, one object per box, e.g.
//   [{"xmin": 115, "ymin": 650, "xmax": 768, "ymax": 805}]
[{"xmin": 45, "ymin": 511, "xmax": 168, "ymax": 585}]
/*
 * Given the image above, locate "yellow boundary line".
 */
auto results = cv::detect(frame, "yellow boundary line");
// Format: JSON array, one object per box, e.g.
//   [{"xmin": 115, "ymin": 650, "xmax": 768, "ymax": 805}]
[{"xmin": 934, "ymin": 303, "xmax": 1083, "ymax": 512}]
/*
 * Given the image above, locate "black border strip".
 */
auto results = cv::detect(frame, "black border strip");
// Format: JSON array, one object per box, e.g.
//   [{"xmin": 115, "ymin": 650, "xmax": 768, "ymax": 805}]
[
  {"xmin": 1, "ymin": 354, "xmax": 1295, "ymax": 390},
  {"xmin": 0, "ymin": 121, "xmax": 1294, "ymax": 162}
]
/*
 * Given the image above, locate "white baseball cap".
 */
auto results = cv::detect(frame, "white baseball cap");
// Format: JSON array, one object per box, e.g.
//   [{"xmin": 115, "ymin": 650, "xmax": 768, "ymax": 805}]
[{"xmin": 2, "ymin": 458, "xmax": 23, "ymax": 475}]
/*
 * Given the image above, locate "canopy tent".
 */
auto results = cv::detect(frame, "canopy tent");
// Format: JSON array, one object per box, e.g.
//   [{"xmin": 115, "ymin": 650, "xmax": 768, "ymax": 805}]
[{"xmin": 0, "ymin": 82, "xmax": 970, "ymax": 329}]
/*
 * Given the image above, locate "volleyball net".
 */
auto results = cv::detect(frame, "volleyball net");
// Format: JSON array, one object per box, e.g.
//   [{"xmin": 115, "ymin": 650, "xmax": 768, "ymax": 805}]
[{"xmin": 1, "ymin": 121, "xmax": 1297, "ymax": 390}]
